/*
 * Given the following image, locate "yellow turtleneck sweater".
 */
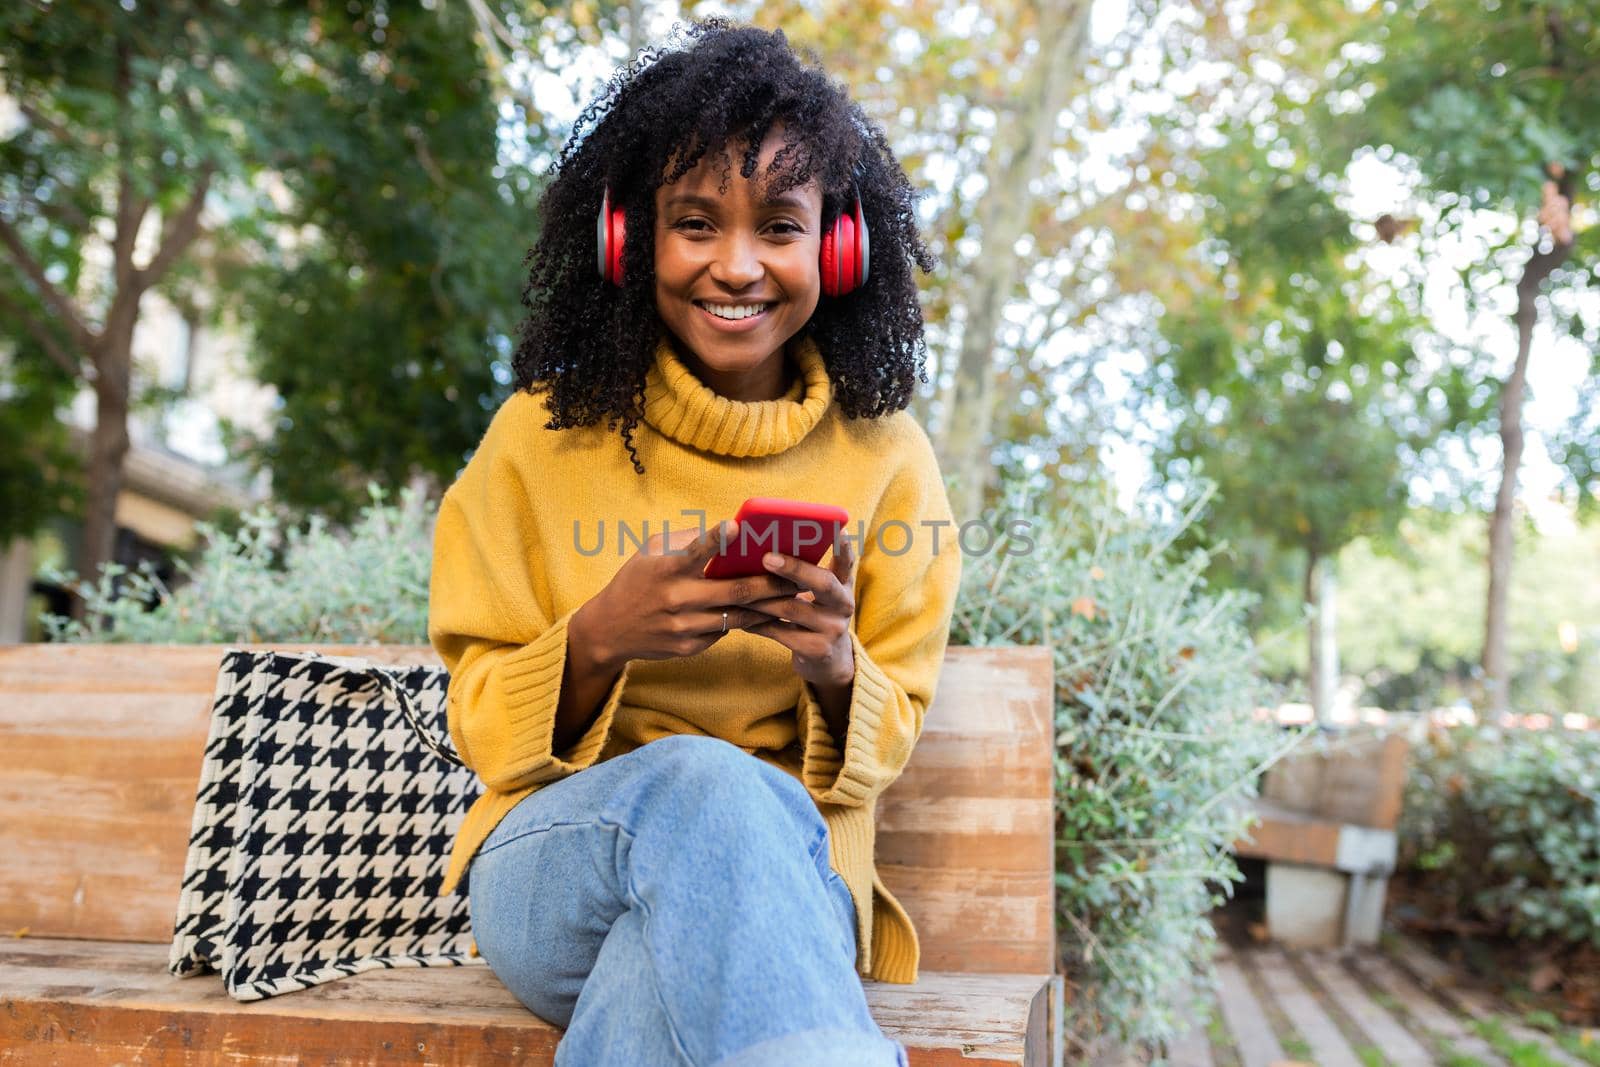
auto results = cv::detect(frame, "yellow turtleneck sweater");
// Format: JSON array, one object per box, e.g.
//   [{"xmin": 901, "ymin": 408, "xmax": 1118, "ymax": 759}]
[{"xmin": 427, "ymin": 333, "xmax": 961, "ymax": 984}]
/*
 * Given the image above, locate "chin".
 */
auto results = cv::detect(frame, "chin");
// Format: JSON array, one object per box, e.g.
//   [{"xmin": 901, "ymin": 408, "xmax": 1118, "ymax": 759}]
[
  {"xmin": 669, "ymin": 322, "xmax": 773, "ymax": 365},
  {"xmin": 692, "ymin": 344, "xmax": 767, "ymax": 369}
]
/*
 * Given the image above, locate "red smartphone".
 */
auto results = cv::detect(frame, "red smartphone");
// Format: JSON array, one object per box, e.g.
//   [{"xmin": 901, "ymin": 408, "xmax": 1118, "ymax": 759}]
[{"xmin": 702, "ymin": 497, "xmax": 850, "ymax": 580}]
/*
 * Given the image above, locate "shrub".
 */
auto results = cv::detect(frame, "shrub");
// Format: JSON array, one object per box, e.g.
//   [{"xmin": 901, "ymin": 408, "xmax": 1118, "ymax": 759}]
[
  {"xmin": 44, "ymin": 485, "xmax": 433, "ymax": 644},
  {"xmin": 951, "ymin": 477, "xmax": 1290, "ymax": 1053},
  {"xmin": 1400, "ymin": 724, "xmax": 1600, "ymax": 947}
]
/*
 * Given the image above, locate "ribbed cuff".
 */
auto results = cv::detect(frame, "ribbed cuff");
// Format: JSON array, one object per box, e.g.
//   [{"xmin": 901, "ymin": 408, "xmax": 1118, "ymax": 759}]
[
  {"xmin": 493, "ymin": 607, "xmax": 629, "ymax": 785},
  {"xmin": 821, "ymin": 803, "xmax": 878, "ymax": 976},
  {"xmin": 866, "ymin": 875, "xmax": 920, "ymax": 984},
  {"xmin": 797, "ymin": 630, "xmax": 898, "ymax": 806}
]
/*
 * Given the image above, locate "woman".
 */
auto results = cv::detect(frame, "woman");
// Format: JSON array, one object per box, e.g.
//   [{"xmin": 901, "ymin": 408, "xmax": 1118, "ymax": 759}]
[{"xmin": 427, "ymin": 20, "xmax": 961, "ymax": 1065}]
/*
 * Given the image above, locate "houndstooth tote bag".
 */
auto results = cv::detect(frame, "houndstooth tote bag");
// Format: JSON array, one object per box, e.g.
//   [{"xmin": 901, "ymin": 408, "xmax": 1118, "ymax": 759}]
[{"xmin": 168, "ymin": 648, "xmax": 483, "ymax": 1001}]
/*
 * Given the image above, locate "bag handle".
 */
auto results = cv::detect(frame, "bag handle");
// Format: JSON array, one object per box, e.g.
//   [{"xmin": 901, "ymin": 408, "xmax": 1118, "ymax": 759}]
[{"xmin": 371, "ymin": 668, "xmax": 467, "ymax": 770}]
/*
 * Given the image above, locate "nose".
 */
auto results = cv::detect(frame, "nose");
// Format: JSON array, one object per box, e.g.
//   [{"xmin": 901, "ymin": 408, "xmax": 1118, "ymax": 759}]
[{"xmin": 708, "ymin": 230, "xmax": 763, "ymax": 290}]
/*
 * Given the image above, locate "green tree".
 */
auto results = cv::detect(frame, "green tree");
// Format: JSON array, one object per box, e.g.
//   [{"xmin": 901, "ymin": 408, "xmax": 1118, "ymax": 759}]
[
  {"xmin": 218, "ymin": 2, "xmax": 543, "ymax": 519},
  {"xmin": 0, "ymin": 116, "xmax": 84, "ymax": 546},
  {"xmin": 0, "ymin": 3, "xmax": 263, "ymax": 589},
  {"xmin": 1336, "ymin": 510, "xmax": 1600, "ymax": 714},
  {"xmin": 1147, "ymin": 135, "xmax": 1460, "ymax": 720},
  {"xmin": 0, "ymin": 1, "xmax": 553, "ymax": 584},
  {"xmin": 0, "ymin": 332, "xmax": 80, "ymax": 547},
  {"xmin": 1319, "ymin": 0, "xmax": 1600, "ymax": 712}
]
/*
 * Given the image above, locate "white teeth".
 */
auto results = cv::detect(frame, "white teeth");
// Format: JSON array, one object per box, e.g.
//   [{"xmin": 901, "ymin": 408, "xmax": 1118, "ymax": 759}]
[{"xmin": 700, "ymin": 302, "xmax": 770, "ymax": 320}]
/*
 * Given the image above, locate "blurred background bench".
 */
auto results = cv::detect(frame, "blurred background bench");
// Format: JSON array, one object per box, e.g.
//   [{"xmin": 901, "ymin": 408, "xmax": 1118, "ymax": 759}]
[{"xmin": 1233, "ymin": 729, "xmax": 1411, "ymax": 949}]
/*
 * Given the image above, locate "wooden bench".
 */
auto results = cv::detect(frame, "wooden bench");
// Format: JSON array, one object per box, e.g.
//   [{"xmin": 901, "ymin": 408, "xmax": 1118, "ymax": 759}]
[
  {"xmin": 1233, "ymin": 728, "xmax": 1410, "ymax": 949},
  {"xmin": 0, "ymin": 643, "xmax": 1063, "ymax": 1066}
]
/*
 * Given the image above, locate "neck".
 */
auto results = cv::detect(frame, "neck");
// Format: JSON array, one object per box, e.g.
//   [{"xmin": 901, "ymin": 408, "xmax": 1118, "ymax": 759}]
[{"xmin": 675, "ymin": 341, "xmax": 795, "ymax": 403}]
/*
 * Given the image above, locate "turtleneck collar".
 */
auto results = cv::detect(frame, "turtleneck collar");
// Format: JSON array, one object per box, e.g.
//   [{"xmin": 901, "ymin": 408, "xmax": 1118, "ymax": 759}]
[{"xmin": 642, "ymin": 333, "xmax": 833, "ymax": 458}]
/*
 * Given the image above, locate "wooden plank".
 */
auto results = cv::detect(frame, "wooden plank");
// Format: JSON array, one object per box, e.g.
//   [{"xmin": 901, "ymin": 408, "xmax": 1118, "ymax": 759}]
[
  {"xmin": 876, "ymin": 867, "xmax": 1055, "ymax": 975},
  {"xmin": 1261, "ymin": 732, "xmax": 1409, "ymax": 830},
  {"xmin": 1299, "ymin": 951, "xmax": 1433, "ymax": 1067},
  {"xmin": 878, "ymin": 732, "xmax": 1052, "ymax": 797},
  {"xmin": 1365, "ymin": 733, "xmax": 1412, "ymax": 830},
  {"xmin": 923, "ymin": 647, "xmax": 1055, "ymax": 741},
  {"xmin": 1354, "ymin": 953, "xmax": 1504, "ymax": 1065},
  {"xmin": 0, "ymin": 644, "xmax": 1056, "ymax": 979},
  {"xmin": 876, "ymin": 795, "xmax": 1054, "ymax": 838},
  {"xmin": 1232, "ymin": 804, "xmax": 1346, "ymax": 867},
  {"xmin": 1213, "ymin": 958, "xmax": 1287, "ymax": 1067},
  {"xmin": 0, "ymin": 644, "xmax": 441, "ymax": 694},
  {"xmin": 0, "ymin": 938, "xmax": 1052, "ymax": 1067},
  {"xmin": 1254, "ymin": 950, "xmax": 1363, "ymax": 1067},
  {"xmin": 874, "ymin": 643, "xmax": 1056, "ymax": 974}
]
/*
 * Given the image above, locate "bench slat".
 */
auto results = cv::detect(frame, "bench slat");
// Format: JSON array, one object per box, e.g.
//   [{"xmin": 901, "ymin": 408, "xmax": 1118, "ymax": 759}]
[{"xmin": 0, "ymin": 937, "xmax": 1055, "ymax": 1066}]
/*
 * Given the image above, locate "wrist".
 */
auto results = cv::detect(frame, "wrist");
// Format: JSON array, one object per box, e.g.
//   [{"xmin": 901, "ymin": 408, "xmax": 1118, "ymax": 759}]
[
  {"xmin": 819, "ymin": 639, "xmax": 856, "ymax": 690},
  {"xmin": 812, "ymin": 667, "xmax": 854, "ymax": 693},
  {"xmin": 570, "ymin": 599, "xmax": 622, "ymax": 675},
  {"xmin": 809, "ymin": 674, "xmax": 853, "ymax": 743}
]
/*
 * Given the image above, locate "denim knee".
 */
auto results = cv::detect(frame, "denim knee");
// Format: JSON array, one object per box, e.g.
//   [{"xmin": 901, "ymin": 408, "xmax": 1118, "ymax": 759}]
[{"xmin": 633, "ymin": 735, "xmax": 825, "ymax": 846}]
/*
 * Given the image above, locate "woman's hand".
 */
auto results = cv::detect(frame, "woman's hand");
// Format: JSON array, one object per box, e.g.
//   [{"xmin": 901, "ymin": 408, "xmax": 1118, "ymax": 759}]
[
  {"xmin": 575, "ymin": 520, "xmax": 800, "ymax": 670},
  {"xmin": 743, "ymin": 533, "xmax": 858, "ymax": 691}
]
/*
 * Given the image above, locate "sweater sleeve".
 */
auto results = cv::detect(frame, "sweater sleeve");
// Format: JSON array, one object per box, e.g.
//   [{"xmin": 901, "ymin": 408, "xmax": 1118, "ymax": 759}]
[
  {"xmin": 795, "ymin": 424, "xmax": 962, "ymax": 807},
  {"xmin": 427, "ymin": 398, "xmax": 630, "ymax": 794}
]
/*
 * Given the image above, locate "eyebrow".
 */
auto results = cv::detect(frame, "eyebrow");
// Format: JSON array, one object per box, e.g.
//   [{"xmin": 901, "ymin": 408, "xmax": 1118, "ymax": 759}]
[{"xmin": 664, "ymin": 191, "xmax": 814, "ymax": 211}]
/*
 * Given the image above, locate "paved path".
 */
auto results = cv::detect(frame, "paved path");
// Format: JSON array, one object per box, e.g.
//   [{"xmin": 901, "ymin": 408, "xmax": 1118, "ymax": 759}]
[{"xmin": 1164, "ymin": 937, "xmax": 1593, "ymax": 1067}]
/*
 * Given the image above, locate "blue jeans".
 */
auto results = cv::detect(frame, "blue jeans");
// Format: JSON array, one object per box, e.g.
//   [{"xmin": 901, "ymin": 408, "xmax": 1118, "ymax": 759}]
[{"xmin": 467, "ymin": 733, "xmax": 908, "ymax": 1067}]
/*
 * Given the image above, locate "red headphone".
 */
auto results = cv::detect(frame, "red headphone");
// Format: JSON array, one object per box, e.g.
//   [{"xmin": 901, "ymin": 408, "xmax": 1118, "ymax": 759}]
[{"xmin": 596, "ymin": 185, "xmax": 870, "ymax": 296}]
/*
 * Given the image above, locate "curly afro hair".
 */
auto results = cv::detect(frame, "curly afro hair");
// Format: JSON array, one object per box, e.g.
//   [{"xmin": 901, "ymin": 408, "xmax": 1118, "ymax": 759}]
[{"xmin": 511, "ymin": 18, "xmax": 938, "ymax": 474}]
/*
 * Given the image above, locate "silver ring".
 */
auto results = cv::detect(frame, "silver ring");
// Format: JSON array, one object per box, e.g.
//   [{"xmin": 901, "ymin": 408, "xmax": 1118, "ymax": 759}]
[{"xmin": 721, "ymin": 610, "xmax": 729, "ymax": 634}]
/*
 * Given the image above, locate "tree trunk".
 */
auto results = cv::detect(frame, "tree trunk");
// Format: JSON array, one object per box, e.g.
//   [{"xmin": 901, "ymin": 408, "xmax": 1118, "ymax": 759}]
[
  {"xmin": 77, "ymin": 309, "xmax": 137, "ymax": 610},
  {"xmin": 935, "ymin": 0, "xmax": 1092, "ymax": 523},
  {"xmin": 80, "ymin": 386, "xmax": 131, "ymax": 607},
  {"xmin": 1483, "ymin": 323, "xmax": 1530, "ymax": 717},
  {"xmin": 1483, "ymin": 176, "xmax": 1575, "ymax": 714},
  {"xmin": 1305, "ymin": 549, "xmax": 1338, "ymax": 724}
]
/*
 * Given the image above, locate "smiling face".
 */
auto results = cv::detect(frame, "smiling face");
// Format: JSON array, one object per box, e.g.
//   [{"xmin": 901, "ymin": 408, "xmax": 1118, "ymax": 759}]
[{"xmin": 653, "ymin": 128, "xmax": 824, "ymax": 401}]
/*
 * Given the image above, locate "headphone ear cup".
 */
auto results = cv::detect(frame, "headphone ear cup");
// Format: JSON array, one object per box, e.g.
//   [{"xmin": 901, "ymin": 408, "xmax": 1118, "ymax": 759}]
[
  {"xmin": 820, "ymin": 217, "xmax": 841, "ymax": 297},
  {"xmin": 609, "ymin": 208, "xmax": 626, "ymax": 286},
  {"xmin": 596, "ymin": 188, "xmax": 627, "ymax": 286},
  {"xmin": 835, "ymin": 211, "xmax": 858, "ymax": 296},
  {"xmin": 819, "ymin": 203, "xmax": 867, "ymax": 297}
]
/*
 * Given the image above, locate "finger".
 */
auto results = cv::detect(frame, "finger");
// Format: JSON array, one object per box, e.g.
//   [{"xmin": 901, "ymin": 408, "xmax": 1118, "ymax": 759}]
[
  {"xmin": 682, "ymin": 606, "xmax": 770, "ymax": 636},
  {"xmin": 742, "ymin": 620, "xmax": 834, "ymax": 663},
  {"xmin": 677, "ymin": 574, "xmax": 798, "ymax": 616},
  {"xmin": 701, "ymin": 573, "xmax": 801, "ymax": 606},
  {"xmin": 762, "ymin": 551, "xmax": 850, "ymax": 612},
  {"xmin": 828, "ymin": 532, "xmax": 856, "ymax": 584},
  {"xmin": 743, "ymin": 594, "xmax": 832, "ymax": 632},
  {"xmin": 741, "ymin": 618, "xmax": 811, "ymax": 653},
  {"xmin": 684, "ymin": 519, "xmax": 737, "ymax": 568}
]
